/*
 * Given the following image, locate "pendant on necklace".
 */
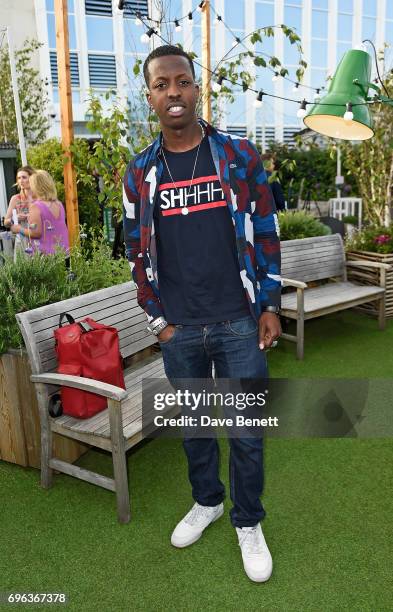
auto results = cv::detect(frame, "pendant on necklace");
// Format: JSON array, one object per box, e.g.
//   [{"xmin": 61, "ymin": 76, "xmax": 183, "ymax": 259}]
[{"xmin": 181, "ymin": 207, "xmax": 189, "ymax": 215}]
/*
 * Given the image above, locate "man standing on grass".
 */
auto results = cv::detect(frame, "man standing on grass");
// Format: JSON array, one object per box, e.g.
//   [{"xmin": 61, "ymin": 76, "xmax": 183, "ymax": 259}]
[{"xmin": 123, "ymin": 45, "xmax": 281, "ymax": 583}]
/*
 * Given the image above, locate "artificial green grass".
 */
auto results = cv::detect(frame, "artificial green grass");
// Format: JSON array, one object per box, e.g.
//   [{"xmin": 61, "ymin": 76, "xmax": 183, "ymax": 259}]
[
  {"xmin": 268, "ymin": 310, "xmax": 393, "ymax": 378},
  {"xmin": 1, "ymin": 311, "xmax": 393, "ymax": 611}
]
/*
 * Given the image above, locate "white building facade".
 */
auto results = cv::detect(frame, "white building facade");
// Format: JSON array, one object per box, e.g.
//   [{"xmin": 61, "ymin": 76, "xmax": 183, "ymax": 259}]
[{"xmin": 5, "ymin": 0, "xmax": 393, "ymax": 145}]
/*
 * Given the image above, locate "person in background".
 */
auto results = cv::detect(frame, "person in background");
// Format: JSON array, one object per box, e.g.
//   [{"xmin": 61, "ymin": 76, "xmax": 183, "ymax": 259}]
[
  {"xmin": 261, "ymin": 154, "xmax": 286, "ymax": 212},
  {"xmin": 11, "ymin": 170, "xmax": 69, "ymax": 256},
  {"xmin": 4, "ymin": 165, "xmax": 36, "ymax": 258}
]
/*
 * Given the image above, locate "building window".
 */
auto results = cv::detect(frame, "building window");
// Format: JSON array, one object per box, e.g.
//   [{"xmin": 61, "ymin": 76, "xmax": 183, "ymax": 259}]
[
  {"xmin": 85, "ymin": 0, "xmax": 112, "ymax": 16},
  {"xmin": 86, "ymin": 16, "xmax": 114, "ymax": 51},
  {"xmin": 88, "ymin": 54, "xmax": 117, "ymax": 88},
  {"xmin": 124, "ymin": 0, "xmax": 149, "ymax": 18},
  {"xmin": 50, "ymin": 51, "xmax": 80, "ymax": 86}
]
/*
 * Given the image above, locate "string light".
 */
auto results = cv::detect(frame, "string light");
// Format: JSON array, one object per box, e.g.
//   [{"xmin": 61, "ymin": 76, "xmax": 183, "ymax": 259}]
[
  {"xmin": 297, "ymin": 99, "xmax": 307, "ymax": 118},
  {"xmin": 140, "ymin": 28, "xmax": 155, "ymax": 43},
  {"xmin": 122, "ymin": 2, "xmax": 326, "ymax": 100},
  {"xmin": 254, "ymin": 90, "xmax": 264, "ymax": 107},
  {"xmin": 344, "ymin": 102, "xmax": 354, "ymax": 121},
  {"xmin": 212, "ymin": 75, "xmax": 225, "ymax": 92},
  {"xmin": 129, "ymin": 10, "xmax": 375, "ymax": 111}
]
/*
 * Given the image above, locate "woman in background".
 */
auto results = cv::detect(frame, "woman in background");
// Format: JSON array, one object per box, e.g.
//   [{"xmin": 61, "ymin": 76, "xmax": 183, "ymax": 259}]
[
  {"xmin": 4, "ymin": 165, "xmax": 35, "ymax": 258},
  {"xmin": 11, "ymin": 170, "xmax": 69, "ymax": 256}
]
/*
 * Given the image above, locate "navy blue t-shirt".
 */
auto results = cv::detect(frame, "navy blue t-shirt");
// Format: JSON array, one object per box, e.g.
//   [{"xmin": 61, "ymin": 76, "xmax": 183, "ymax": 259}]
[{"xmin": 153, "ymin": 135, "xmax": 249, "ymax": 325}]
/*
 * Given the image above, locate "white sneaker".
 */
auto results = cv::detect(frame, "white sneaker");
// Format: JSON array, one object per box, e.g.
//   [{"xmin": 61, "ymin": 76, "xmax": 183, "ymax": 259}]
[
  {"xmin": 236, "ymin": 524, "xmax": 273, "ymax": 582},
  {"xmin": 171, "ymin": 502, "xmax": 224, "ymax": 548}
]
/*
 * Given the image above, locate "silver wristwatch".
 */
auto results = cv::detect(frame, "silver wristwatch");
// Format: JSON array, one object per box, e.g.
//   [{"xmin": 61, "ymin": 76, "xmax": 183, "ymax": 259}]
[
  {"xmin": 262, "ymin": 305, "xmax": 281, "ymax": 314},
  {"xmin": 147, "ymin": 316, "xmax": 168, "ymax": 336}
]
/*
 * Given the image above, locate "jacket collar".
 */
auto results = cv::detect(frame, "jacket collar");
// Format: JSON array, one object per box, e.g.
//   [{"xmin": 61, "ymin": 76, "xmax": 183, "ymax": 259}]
[{"xmin": 149, "ymin": 118, "xmax": 223, "ymax": 160}]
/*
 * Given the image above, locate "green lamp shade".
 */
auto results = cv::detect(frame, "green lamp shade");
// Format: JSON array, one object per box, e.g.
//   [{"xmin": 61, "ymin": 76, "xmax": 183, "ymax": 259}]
[{"xmin": 304, "ymin": 49, "xmax": 374, "ymax": 140}]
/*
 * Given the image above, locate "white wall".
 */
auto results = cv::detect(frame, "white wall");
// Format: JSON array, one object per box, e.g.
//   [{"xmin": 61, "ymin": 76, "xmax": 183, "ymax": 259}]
[{"xmin": 0, "ymin": 0, "xmax": 39, "ymax": 66}]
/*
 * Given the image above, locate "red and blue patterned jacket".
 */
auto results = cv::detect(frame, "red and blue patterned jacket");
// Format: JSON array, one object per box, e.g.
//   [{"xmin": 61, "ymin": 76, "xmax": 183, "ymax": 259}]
[{"xmin": 123, "ymin": 119, "xmax": 281, "ymax": 324}]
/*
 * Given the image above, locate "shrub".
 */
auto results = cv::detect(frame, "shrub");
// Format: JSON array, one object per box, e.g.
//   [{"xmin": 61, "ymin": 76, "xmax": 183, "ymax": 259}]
[
  {"xmin": 27, "ymin": 138, "xmax": 101, "ymax": 232},
  {"xmin": 342, "ymin": 215, "xmax": 358, "ymax": 225},
  {"xmin": 266, "ymin": 142, "xmax": 353, "ymax": 206},
  {"xmin": 345, "ymin": 225, "xmax": 393, "ymax": 255},
  {"xmin": 278, "ymin": 211, "xmax": 331, "ymax": 241},
  {"xmin": 0, "ymin": 232, "xmax": 130, "ymax": 355}
]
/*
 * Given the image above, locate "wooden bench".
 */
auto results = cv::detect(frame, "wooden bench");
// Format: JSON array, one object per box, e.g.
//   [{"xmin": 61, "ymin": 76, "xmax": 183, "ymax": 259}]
[
  {"xmin": 16, "ymin": 282, "xmax": 175, "ymax": 524},
  {"xmin": 280, "ymin": 234, "xmax": 390, "ymax": 360}
]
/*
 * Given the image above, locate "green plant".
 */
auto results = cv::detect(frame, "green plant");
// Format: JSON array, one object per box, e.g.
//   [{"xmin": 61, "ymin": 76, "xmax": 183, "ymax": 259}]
[
  {"xmin": 345, "ymin": 224, "xmax": 393, "ymax": 254},
  {"xmin": 278, "ymin": 211, "xmax": 331, "ymax": 241},
  {"xmin": 0, "ymin": 231, "xmax": 130, "ymax": 355},
  {"xmin": 27, "ymin": 138, "xmax": 101, "ymax": 231},
  {"xmin": 342, "ymin": 215, "xmax": 358, "ymax": 225},
  {"xmin": 0, "ymin": 39, "xmax": 49, "ymax": 145},
  {"xmin": 267, "ymin": 142, "xmax": 347, "ymax": 206}
]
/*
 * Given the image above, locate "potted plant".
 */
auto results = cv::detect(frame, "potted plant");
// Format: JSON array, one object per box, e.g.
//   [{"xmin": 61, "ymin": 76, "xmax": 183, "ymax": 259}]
[
  {"xmin": 345, "ymin": 225, "xmax": 393, "ymax": 318},
  {"xmin": 278, "ymin": 210, "xmax": 331, "ymax": 241}
]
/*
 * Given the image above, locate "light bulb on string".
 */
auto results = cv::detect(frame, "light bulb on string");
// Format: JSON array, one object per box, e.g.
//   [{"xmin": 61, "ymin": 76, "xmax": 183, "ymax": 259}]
[
  {"xmin": 314, "ymin": 88, "xmax": 321, "ymax": 101},
  {"xmin": 272, "ymin": 72, "xmax": 279, "ymax": 82},
  {"xmin": 343, "ymin": 102, "xmax": 354, "ymax": 121},
  {"xmin": 242, "ymin": 81, "xmax": 248, "ymax": 92},
  {"xmin": 174, "ymin": 19, "xmax": 182, "ymax": 32},
  {"xmin": 188, "ymin": 12, "xmax": 193, "ymax": 21},
  {"xmin": 292, "ymin": 82, "xmax": 299, "ymax": 92},
  {"xmin": 212, "ymin": 75, "xmax": 224, "ymax": 92},
  {"xmin": 232, "ymin": 37, "xmax": 241, "ymax": 47},
  {"xmin": 297, "ymin": 99, "xmax": 307, "ymax": 119},
  {"xmin": 254, "ymin": 90, "xmax": 264, "ymax": 108},
  {"xmin": 141, "ymin": 28, "xmax": 155, "ymax": 44},
  {"xmin": 214, "ymin": 15, "xmax": 222, "ymax": 25},
  {"xmin": 197, "ymin": 1, "xmax": 205, "ymax": 12},
  {"xmin": 134, "ymin": 13, "xmax": 142, "ymax": 26}
]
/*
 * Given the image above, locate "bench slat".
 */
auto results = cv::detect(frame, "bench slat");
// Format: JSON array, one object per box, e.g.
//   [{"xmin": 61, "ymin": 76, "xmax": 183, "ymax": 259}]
[
  {"xmin": 51, "ymin": 357, "xmax": 166, "ymax": 438},
  {"xmin": 281, "ymin": 281, "xmax": 383, "ymax": 313},
  {"xmin": 281, "ymin": 234, "xmax": 345, "ymax": 282}
]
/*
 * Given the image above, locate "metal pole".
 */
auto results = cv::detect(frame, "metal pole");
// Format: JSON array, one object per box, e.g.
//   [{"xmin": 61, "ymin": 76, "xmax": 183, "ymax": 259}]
[
  {"xmin": 336, "ymin": 144, "xmax": 341, "ymax": 198},
  {"xmin": 201, "ymin": 0, "xmax": 211, "ymax": 123},
  {"xmin": 6, "ymin": 27, "xmax": 27, "ymax": 164}
]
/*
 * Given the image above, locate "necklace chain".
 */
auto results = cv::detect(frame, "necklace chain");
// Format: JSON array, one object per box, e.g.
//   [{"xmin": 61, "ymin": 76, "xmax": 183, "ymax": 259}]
[{"xmin": 161, "ymin": 123, "xmax": 205, "ymax": 212}]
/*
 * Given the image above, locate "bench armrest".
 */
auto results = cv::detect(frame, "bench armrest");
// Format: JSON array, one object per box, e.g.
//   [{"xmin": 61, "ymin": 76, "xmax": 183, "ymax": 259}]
[
  {"xmin": 30, "ymin": 373, "xmax": 128, "ymax": 402},
  {"xmin": 281, "ymin": 277, "xmax": 307, "ymax": 290},
  {"xmin": 346, "ymin": 260, "xmax": 391, "ymax": 271}
]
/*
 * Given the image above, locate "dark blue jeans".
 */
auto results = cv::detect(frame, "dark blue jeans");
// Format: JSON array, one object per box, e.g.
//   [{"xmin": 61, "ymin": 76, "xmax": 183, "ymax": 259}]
[{"xmin": 159, "ymin": 315, "xmax": 268, "ymax": 528}]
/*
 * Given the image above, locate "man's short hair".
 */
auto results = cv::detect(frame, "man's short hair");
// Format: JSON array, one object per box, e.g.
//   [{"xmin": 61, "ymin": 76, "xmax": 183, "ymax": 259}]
[{"xmin": 143, "ymin": 45, "xmax": 196, "ymax": 86}]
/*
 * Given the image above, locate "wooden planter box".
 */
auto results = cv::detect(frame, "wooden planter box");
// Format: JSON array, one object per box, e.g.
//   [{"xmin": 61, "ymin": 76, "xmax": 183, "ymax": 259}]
[
  {"xmin": 0, "ymin": 349, "xmax": 88, "ymax": 469},
  {"xmin": 346, "ymin": 250, "xmax": 393, "ymax": 319}
]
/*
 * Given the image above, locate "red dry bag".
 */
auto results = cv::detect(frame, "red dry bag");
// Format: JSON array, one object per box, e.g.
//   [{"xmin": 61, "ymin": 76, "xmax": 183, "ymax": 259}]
[{"xmin": 54, "ymin": 313, "xmax": 125, "ymax": 419}]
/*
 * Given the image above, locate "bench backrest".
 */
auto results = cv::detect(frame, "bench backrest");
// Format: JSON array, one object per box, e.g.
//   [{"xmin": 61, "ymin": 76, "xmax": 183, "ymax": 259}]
[
  {"xmin": 280, "ymin": 234, "xmax": 345, "ymax": 283},
  {"xmin": 16, "ymin": 282, "xmax": 155, "ymax": 375}
]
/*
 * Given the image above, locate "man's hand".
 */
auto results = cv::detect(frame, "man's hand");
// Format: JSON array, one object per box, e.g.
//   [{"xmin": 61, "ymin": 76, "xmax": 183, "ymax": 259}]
[
  {"xmin": 158, "ymin": 324, "xmax": 176, "ymax": 343},
  {"xmin": 258, "ymin": 312, "xmax": 281, "ymax": 350}
]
